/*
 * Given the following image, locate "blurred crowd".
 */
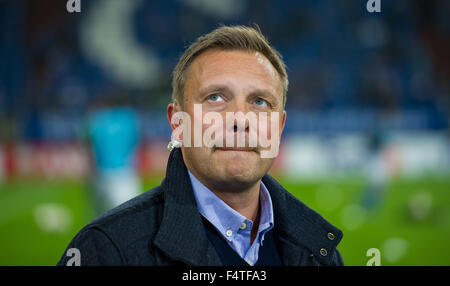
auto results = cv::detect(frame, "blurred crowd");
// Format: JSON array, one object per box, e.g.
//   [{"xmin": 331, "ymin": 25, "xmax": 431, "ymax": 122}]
[{"xmin": 0, "ymin": 0, "xmax": 449, "ymax": 142}]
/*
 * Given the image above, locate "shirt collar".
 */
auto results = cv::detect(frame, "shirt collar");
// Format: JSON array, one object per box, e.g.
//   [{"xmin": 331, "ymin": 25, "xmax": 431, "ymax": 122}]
[{"xmin": 188, "ymin": 170, "xmax": 274, "ymax": 242}]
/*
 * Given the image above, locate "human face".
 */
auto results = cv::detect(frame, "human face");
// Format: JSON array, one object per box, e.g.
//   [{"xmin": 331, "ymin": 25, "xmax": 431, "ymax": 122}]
[{"xmin": 168, "ymin": 49, "xmax": 286, "ymax": 193}]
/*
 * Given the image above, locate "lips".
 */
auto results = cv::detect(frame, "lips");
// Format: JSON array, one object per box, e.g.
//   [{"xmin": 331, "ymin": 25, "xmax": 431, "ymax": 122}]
[{"xmin": 214, "ymin": 147, "xmax": 258, "ymax": 152}]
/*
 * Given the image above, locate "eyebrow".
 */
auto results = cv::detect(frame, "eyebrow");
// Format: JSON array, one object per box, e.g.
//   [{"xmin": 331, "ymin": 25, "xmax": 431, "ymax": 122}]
[{"xmin": 197, "ymin": 84, "xmax": 233, "ymax": 98}]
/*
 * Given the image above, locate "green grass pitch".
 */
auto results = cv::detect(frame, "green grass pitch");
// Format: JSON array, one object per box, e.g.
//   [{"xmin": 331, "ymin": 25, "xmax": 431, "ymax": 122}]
[{"xmin": 0, "ymin": 174, "xmax": 449, "ymax": 266}]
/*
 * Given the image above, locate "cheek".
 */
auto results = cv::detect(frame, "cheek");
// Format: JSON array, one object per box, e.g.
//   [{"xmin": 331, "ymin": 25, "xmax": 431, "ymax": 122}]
[
  {"xmin": 268, "ymin": 113, "xmax": 284, "ymax": 137},
  {"xmin": 201, "ymin": 112, "xmax": 221, "ymax": 130},
  {"xmin": 256, "ymin": 113, "xmax": 277, "ymax": 138},
  {"xmin": 183, "ymin": 145, "xmax": 211, "ymax": 172}
]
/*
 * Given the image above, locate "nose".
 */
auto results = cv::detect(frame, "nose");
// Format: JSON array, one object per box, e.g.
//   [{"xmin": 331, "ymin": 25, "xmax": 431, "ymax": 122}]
[{"xmin": 227, "ymin": 98, "xmax": 250, "ymax": 133}]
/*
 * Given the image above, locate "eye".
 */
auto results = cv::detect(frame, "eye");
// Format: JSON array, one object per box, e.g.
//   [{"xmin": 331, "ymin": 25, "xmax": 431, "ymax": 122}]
[
  {"xmin": 253, "ymin": 98, "xmax": 269, "ymax": 107},
  {"xmin": 207, "ymin": 94, "xmax": 224, "ymax": 102}
]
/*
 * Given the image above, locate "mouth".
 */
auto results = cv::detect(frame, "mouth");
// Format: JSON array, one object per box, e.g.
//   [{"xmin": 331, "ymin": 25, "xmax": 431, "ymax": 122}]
[{"xmin": 213, "ymin": 147, "xmax": 258, "ymax": 153}]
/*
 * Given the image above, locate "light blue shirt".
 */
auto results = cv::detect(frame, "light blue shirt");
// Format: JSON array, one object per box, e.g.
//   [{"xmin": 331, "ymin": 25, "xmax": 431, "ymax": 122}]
[
  {"xmin": 88, "ymin": 107, "xmax": 139, "ymax": 171},
  {"xmin": 188, "ymin": 170, "xmax": 274, "ymax": 266}
]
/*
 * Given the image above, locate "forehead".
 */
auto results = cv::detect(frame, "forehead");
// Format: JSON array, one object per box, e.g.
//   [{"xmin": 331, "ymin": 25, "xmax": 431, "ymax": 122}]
[{"xmin": 185, "ymin": 49, "xmax": 283, "ymax": 96}]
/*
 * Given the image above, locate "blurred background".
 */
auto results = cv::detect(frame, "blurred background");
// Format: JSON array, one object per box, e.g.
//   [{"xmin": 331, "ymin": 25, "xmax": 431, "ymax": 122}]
[{"xmin": 0, "ymin": 0, "xmax": 449, "ymax": 266}]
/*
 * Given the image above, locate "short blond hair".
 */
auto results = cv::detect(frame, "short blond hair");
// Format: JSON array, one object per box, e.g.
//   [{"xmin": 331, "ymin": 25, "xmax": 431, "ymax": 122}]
[{"xmin": 172, "ymin": 25, "xmax": 288, "ymax": 108}]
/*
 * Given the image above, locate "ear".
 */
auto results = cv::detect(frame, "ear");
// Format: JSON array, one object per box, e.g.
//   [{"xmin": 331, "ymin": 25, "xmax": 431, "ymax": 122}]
[
  {"xmin": 279, "ymin": 110, "xmax": 286, "ymax": 137},
  {"xmin": 167, "ymin": 102, "xmax": 182, "ymax": 132}
]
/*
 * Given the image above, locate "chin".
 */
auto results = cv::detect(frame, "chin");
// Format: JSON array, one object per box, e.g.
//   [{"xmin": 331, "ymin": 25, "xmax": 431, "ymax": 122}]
[
  {"xmin": 223, "ymin": 162, "xmax": 261, "ymax": 184},
  {"xmin": 214, "ymin": 150, "xmax": 267, "ymax": 177}
]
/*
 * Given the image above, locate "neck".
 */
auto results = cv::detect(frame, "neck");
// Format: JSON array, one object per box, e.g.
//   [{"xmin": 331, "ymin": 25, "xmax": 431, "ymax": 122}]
[
  {"xmin": 211, "ymin": 181, "xmax": 261, "ymax": 222},
  {"xmin": 186, "ymin": 167, "xmax": 263, "ymax": 244},
  {"xmin": 212, "ymin": 183, "xmax": 261, "ymax": 245},
  {"xmin": 187, "ymin": 166, "xmax": 261, "ymax": 221}
]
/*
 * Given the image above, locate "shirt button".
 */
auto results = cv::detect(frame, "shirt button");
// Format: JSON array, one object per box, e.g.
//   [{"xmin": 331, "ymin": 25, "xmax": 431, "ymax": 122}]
[
  {"xmin": 226, "ymin": 229, "xmax": 233, "ymax": 237},
  {"xmin": 246, "ymin": 259, "xmax": 252, "ymax": 265},
  {"xmin": 240, "ymin": 222, "xmax": 247, "ymax": 230},
  {"xmin": 327, "ymin": 232, "xmax": 335, "ymax": 240},
  {"xmin": 320, "ymin": 248, "xmax": 328, "ymax": 257}
]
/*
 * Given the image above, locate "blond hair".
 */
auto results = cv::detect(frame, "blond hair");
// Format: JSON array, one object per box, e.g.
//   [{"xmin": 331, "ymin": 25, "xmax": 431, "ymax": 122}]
[{"xmin": 171, "ymin": 25, "xmax": 288, "ymax": 108}]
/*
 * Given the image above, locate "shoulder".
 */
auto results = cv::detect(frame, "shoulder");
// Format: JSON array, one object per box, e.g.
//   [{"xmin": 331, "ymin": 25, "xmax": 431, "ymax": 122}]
[
  {"xmin": 91, "ymin": 184, "xmax": 165, "ymax": 234},
  {"xmin": 57, "ymin": 184, "xmax": 165, "ymax": 266}
]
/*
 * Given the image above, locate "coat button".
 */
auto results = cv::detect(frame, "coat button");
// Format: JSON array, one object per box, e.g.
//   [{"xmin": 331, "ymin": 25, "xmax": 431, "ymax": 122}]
[
  {"xmin": 320, "ymin": 248, "xmax": 328, "ymax": 256},
  {"xmin": 327, "ymin": 232, "xmax": 335, "ymax": 240}
]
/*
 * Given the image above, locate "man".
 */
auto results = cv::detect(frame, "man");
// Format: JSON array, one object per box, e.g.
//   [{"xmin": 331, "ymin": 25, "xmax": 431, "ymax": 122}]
[{"xmin": 58, "ymin": 25, "xmax": 344, "ymax": 266}]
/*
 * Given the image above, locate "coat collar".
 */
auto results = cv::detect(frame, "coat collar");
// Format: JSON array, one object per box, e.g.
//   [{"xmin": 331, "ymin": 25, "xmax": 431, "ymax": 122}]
[
  {"xmin": 152, "ymin": 148, "xmax": 222, "ymax": 266},
  {"xmin": 153, "ymin": 148, "xmax": 343, "ymax": 266}
]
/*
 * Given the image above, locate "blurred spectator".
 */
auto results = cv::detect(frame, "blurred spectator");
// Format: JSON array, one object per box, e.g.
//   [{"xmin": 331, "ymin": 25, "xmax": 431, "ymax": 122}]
[
  {"xmin": 0, "ymin": 0, "xmax": 448, "ymax": 135},
  {"xmin": 84, "ymin": 91, "xmax": 141, "ymax": 215},
  {"xmin": 0, "ymin": 0, "xmax": 448, "ymax": 157}
]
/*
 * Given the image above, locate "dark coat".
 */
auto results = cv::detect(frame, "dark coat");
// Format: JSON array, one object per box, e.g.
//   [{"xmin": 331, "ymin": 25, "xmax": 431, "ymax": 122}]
[{"xmin": 57, "ymin": 148, "xmax": 344, "ymax": 266}]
